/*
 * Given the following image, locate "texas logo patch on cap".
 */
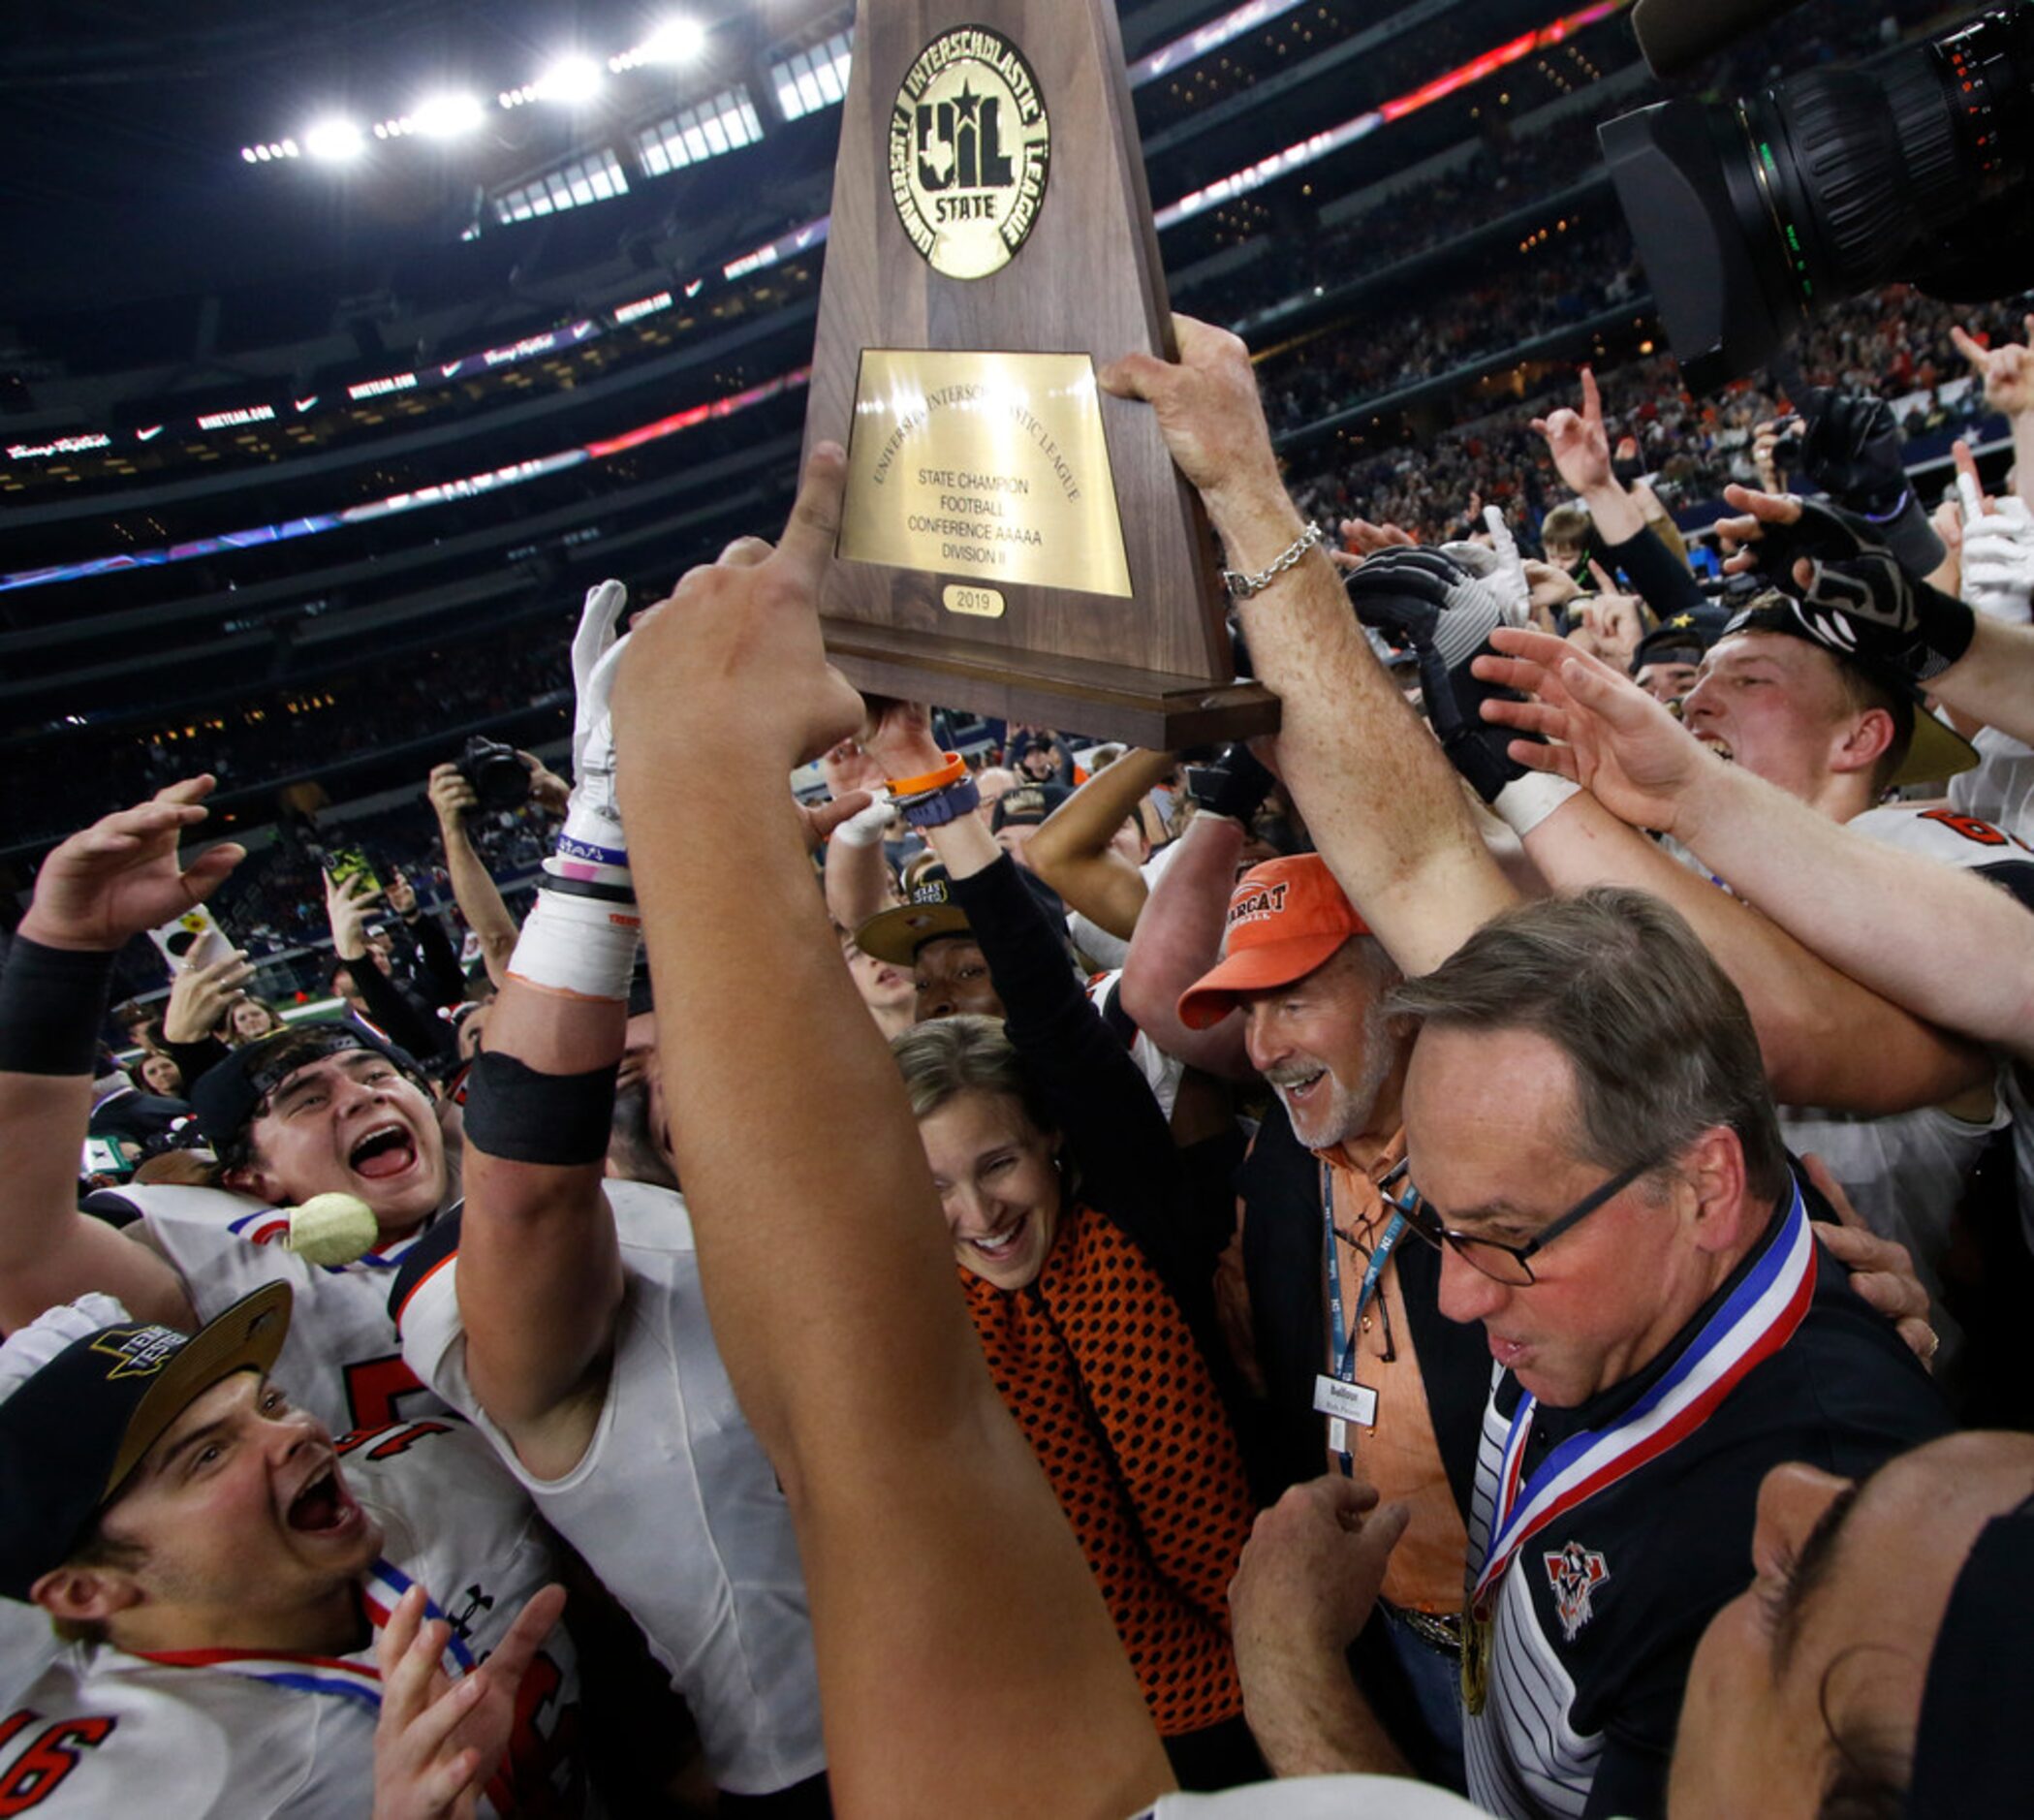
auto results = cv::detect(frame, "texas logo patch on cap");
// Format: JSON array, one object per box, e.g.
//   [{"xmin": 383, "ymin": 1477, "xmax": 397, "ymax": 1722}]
[{"xmin": 88, "ymin": 1325, "xmax": 184, "ymax": 1382}]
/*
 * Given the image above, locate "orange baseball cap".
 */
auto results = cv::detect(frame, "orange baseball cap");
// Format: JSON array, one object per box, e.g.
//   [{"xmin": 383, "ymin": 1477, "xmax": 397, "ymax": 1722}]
[{"xmin": 1176, "ymin": 855, "xmax": 1370, "ymax": 1030}]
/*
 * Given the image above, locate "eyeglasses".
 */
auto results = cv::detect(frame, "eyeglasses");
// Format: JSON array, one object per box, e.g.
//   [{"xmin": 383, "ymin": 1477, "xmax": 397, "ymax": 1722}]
[{"xmin": 1380, "ymin": 1152, "xmax": 1663, "ymax": 1287}]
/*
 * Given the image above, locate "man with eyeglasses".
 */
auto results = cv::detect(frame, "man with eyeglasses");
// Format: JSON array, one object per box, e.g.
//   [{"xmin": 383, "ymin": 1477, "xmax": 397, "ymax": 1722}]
[{"xmin": 1366, "ymin": 887, "xmax": 1948, "ymax": 1818}]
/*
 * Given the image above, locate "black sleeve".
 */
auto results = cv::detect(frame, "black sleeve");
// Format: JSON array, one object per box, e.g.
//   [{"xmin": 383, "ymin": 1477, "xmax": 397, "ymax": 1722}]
[
  {"xmin": 1602, "ymin": 520, "xmax": 1704, "ymax": 623},
  {"xmin": 349, "ymin": 955, "xmax": 455, "ymax": 1064},
  {"xmin": 79, "ymin": 1190, "xmax": 143, "ymax": 1230},
  {"xmin": 948, "ymin": 858, "xmax": 1201, "ymax": 1274},
  {"xmin": 399, "ymin": 911, "xmax": 466, "ymax": 1008},
  {"xmin": 159, "ymin": 1033, "xmax": 232, "ymax": 1092},
  {"xmin": 1978, "ymin": 856, "xmax": 2034, "ymax": 913}
]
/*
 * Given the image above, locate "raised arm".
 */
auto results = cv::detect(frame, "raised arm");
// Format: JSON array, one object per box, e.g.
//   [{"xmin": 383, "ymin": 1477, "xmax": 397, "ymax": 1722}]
[
  {"xmin": 0, "ymin": 782, "xmax": 238, "ymax": 1333},
  {"xmin": 325, "ymin": 872, "xmax": 452, "ymax": 1061},
  {"xmin": 454, "ymin": 584, "xmax": 638, "ymax": 1475},
  {"xmin": 822, "ymin": 795, "xmax": 900, "ymax": 931},
  {"xmin": 1531, "ymin": 366, "xmax": 1649, "ymax": 549},
  {"xmin": 610, "ymin": 453, "xmax": 1172, "ymax": 1818},
  {"xmin": 1118, "ymin": 806, "xmax": 1256, "ymax": 1080},
  {"xmin": 1480, "ymin": 627, "xmax": 2034, "ymax": 1070},
  {"xmin": 1952, "ymin": 316, "xmax": 2034, "ymax": 515},
  {"xmin": 1021, "ymin": 747, "xmax": 1176, "ymax": 940},
  {"xmin": 426, "ymin": 764, "xmax": 521, "ymax": 989},
  {"xmin": 1494, "ymin": 761, "xmax": 1988, "ymax": 1112},
  {"xmin": 1713, "ymin": 484, "xmax": 2034, "ymax": 748},
  {"xmin": 1099, "ymin": 317, "xmax": 1517, "ymax": 977}
]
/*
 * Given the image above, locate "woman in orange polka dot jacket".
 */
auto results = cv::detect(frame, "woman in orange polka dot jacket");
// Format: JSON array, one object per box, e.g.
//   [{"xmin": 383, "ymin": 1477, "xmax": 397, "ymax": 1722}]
[{"xmin": 887, "ymin": 833, "xmax": 1263, "ymax": 1793}]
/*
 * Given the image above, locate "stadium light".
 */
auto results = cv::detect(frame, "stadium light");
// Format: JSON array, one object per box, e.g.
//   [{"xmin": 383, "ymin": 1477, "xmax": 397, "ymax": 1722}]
[
  {"xmin": 641, "ymin": 18, "xmax": 708, "ymax": 63},
  {"xmin": 304, "ymin": 118, "xmax": 366, "ymax": 162},
  {"xmin": 412, "ymin": 92, "xmax": 485, "ymax": 137},
  {"xmin": 535, "ymin": 55, "xmax": 603, "ymax": 105}
]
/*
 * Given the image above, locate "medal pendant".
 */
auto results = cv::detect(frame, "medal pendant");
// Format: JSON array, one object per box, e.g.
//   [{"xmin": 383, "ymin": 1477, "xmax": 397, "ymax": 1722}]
[{"xmin": 1459, "ymin": 1604, "xmax": 1492, "ymax": 1717}]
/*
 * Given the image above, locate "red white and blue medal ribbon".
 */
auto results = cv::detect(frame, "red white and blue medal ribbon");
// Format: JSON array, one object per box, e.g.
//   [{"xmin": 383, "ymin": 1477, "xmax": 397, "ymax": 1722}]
[
  {"xmin": 227, "ymin": 1207, "xmax": 431, "ymax": 1274},
  {"xmin": 134, "ymin": 1557, "xmax": 476, "ymax": 1711},
  {"xmin": 1471, "ymin": 1179, "xmax": 1817, "ymax": 1611}
]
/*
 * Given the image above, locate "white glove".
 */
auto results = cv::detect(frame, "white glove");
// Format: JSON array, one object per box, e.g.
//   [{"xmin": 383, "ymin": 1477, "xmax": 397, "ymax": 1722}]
[
  {"xmin": 1482, "ymin": 505, "xmax": 1533, "ymax": 627},
  {"xmin": 509, "ymin": 580, "xmax": 642, "ymax": 1001},
  {"xmin": 554, "ymin": 581, "xmax": 633, "ymax": 886},
  {"xmin": 1957, "ymin": 474, "xmax": 2034, "ymax": 624}
]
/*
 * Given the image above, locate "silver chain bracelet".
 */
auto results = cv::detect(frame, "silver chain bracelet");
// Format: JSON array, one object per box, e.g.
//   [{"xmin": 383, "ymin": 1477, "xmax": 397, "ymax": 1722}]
[{"xmin": 1220, "ymin": 520, "xmax": 1328, "ymax": 600}]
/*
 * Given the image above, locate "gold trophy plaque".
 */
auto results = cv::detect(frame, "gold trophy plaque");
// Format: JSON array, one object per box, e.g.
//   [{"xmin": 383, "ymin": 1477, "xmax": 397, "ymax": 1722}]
[{"xmin": 805, "ymin": 1, "xmax": 1276, "ymax": 747}]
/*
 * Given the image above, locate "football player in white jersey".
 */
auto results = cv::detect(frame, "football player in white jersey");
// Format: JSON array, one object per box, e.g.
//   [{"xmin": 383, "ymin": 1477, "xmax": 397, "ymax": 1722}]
[
  {"xmin": 389, "ymin": 579, "xmax": 833, "ymax": 1811},
  {"xmin": 0, "ymin": 1283, "xmax": 580, "ymax": 1818},
  {"xmin": 0, "ymin": 780, "xmax": 457, "ymax": 1433},
  {"xmin": 1477, "ymin": 612, "xmax": 2034, "ymax": 1327}
]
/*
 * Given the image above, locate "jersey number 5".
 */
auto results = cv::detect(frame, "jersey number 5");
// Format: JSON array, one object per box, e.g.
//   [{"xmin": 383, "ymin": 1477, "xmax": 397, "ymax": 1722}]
[{"xmin": 342, "ymin": 1353, "xmax": 429, "ymax": 1429}]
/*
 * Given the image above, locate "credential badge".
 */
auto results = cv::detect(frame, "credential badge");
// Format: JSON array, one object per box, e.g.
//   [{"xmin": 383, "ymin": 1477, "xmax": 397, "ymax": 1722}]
[{"xmin": 889, "ymin": 26, "xmax": 1051, "ymax": 280}]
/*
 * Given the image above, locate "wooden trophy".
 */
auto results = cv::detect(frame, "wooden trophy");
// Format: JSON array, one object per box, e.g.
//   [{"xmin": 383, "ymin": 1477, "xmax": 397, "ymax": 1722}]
[{"xmin": 803, "ymin": 0, "xmax": 1278, "ymax": 747}]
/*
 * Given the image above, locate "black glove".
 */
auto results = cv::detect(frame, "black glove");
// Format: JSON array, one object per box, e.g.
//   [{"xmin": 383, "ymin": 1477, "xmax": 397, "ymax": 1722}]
[
  {"xmin": 1730, "ymin": 496, "xmax": 1870, "ymax": 586},
  {"xmin": 1183, "ymin": 743, "xmax": 1277, "ymax": 825},
  {"xmin": 1788, "ymin": 552, "xmax": 1977, "ymax": 684},
  {"xmin": 1796, "ymin": 386, "xmax": 1944, "ymax": 577},
  {"xmin": 1797, "ymin": 388, "xmax": 1909, "ymax": 518},
  {"xmin": 1343, "ymin": 548, "xmax": 1537, "ymax": 803}
]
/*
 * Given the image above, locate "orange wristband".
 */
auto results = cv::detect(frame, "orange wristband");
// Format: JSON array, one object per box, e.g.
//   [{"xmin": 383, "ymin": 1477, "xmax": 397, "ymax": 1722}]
[{"xmin": 885, "ymin": 751, "xmax": 966, "ymax": 799}]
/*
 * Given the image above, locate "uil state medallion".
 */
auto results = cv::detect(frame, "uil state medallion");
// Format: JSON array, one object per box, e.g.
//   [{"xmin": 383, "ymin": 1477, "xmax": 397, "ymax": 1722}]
[{"xmin": 889, "ymin": 26, "xmax": 1051, "ymax": 279}]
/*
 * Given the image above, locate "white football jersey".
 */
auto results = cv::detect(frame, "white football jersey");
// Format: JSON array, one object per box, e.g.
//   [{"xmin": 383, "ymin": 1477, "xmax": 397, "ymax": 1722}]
[
  {"xmin": 0, "ymin": 1421, "xmax": 581, "ymax": 1818},
  {"xmin": 1846, "ymin": 800, "xmax": 2034, "ymax": 878},
  {"xmin": 1950, "ymin": 725, "xmax": 2034, "ymax": 847},
  {"xmin": 396, "ymin": 1180, "xmax": 825, "ymax": 1797},
  {"xmin": 1780, "ymin": 802, "xmax": 2031, "ymax": 1364},
  {"xmin": 111, "ymin": 1184, "xmax": 447, "ymax": 1436}
]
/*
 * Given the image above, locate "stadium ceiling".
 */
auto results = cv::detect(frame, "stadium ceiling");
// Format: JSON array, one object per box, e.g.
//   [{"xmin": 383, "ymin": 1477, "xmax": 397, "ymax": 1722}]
[
  {"xmin": 0, "ymin": 0, "xmax": 831, "ymax": 307},
  {"xmin": 0, "ymin": 0, "xmax": 1452, "ymax": 312}
]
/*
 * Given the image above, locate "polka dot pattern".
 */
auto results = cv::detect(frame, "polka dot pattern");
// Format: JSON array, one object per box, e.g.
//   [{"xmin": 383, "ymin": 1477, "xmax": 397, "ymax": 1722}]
[{"xmin": 963, "ymin": 1203, "xmax": 1253, "ymax": 1736}]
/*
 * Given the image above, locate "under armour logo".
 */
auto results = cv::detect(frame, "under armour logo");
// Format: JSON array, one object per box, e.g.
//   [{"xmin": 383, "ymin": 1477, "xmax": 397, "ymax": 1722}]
[{"xmin": 445, "ymin": 1585, "xmax": 494, "ymax": 1642}]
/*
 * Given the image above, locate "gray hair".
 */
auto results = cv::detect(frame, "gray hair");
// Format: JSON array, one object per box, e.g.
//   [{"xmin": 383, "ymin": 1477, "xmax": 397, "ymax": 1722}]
[
  {"xmin": 890, "ymin": 1015, "xmax": 1051, "ymax": 1131},
  {"xmin": 1388, "ymin": 888, "xmax": 1789, "ymax": 1201}
]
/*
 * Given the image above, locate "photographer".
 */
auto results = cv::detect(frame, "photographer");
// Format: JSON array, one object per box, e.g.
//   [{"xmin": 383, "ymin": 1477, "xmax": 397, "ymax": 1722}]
[{"xmin": 324, "ymin": 871, "xmax": 456, "ymax": 1068}]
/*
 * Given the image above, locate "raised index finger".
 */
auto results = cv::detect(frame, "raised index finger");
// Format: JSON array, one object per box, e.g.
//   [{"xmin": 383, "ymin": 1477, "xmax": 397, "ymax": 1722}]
[
  {"xmin": 1950, "ymin": 324, "xmax": 1990, "ymax": 375},
  {"xmin": 771, "ymin": 442, "xmax": 847, "ymax": 592}
]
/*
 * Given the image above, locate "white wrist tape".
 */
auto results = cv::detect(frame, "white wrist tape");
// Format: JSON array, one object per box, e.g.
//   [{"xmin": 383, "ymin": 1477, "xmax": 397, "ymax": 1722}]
[
  {"xmin": 831, "ymin": 793, "xmax": 893, "ymax": 849},
  {"xmin": 1492, "ymin": 771, "xmax": 1581, "ymax": 838},
  {"xmin": 506, "ymin": 886, "xmax": 641, "ymax": 1000}
]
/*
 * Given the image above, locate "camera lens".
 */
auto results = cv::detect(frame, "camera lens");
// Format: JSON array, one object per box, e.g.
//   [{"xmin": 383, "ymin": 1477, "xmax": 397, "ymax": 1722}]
[{"xmin": 1600, "ymin": 5, "xmax": 2034, "ymax": 391}]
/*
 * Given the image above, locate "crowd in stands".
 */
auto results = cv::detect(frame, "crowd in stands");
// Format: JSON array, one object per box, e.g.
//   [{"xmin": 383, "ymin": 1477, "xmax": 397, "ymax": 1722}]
[
  {"xmin": 11, "ymin": 5, "xmax": 2034, "ymax": 1815},
  {"xmin": 1, "ymin": 624, "xmax": 572, "ymax": 856},
  {"xmin": 1281, "ymin": 286, "xmax": 2031, "ymax": 545}
]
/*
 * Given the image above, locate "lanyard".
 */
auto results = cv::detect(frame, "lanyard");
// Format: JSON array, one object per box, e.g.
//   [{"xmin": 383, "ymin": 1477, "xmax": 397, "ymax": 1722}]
[{"xmin": 1321, "ymin": 1161, "xmax": 1408, "ymax": 1473}]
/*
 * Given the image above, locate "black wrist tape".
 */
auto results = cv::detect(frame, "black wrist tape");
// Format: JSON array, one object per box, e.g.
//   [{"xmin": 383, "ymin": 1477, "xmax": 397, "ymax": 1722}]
[
  {"xmin": 0, "ymin": 937, "xmax": 118, "ymax": 1078},
  {"xmin": 462, "ymin": 1050, "xmax": 618, "ymax": 1167},
  {"xmin": 539, "ymin": 873, "xmax": 639, "ymax": 906}
]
